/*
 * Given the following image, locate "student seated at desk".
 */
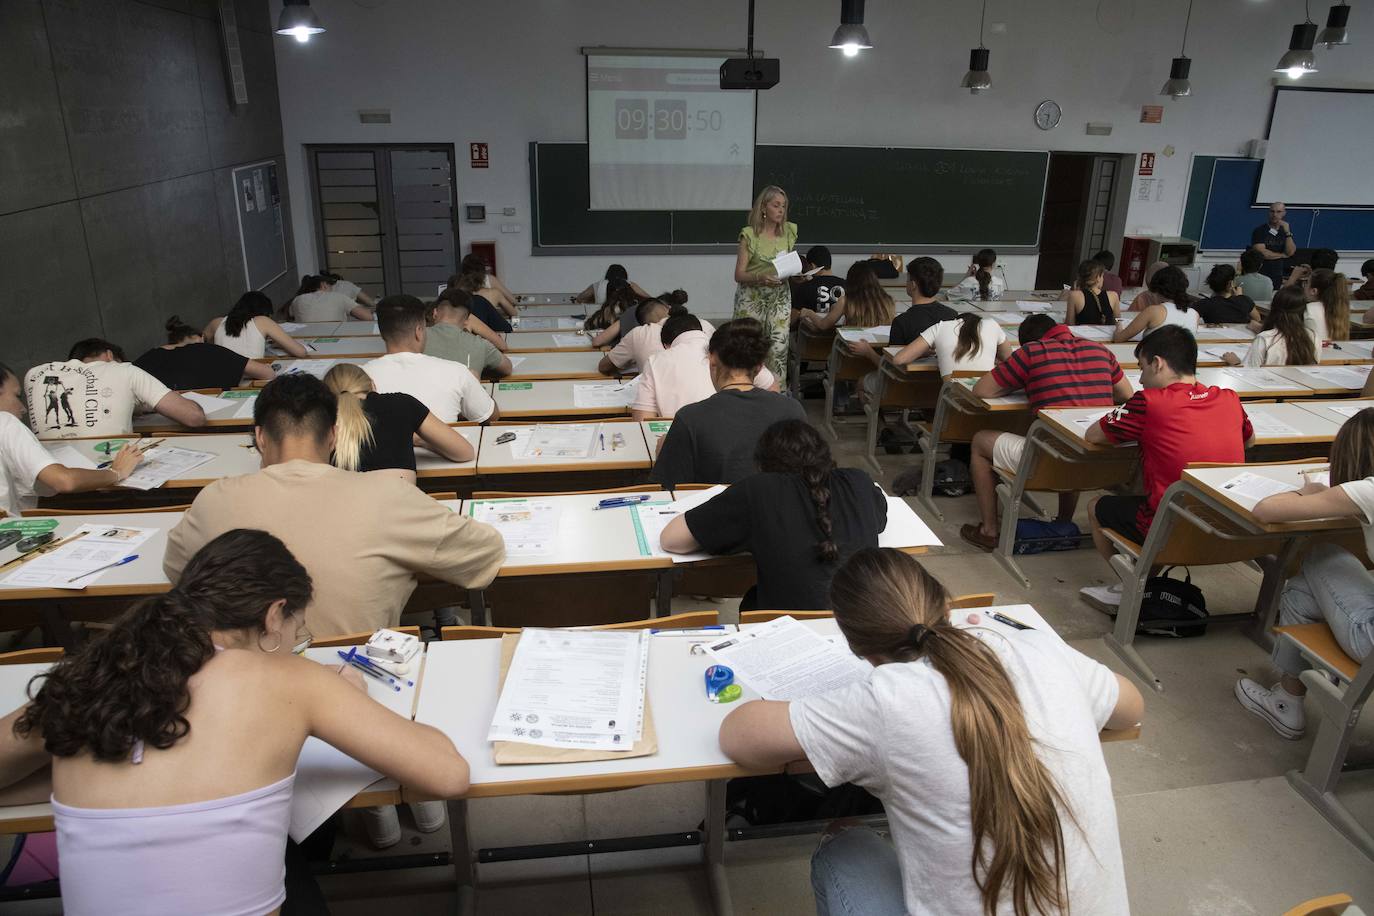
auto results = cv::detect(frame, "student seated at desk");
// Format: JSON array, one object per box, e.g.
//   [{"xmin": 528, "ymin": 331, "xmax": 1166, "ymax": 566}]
[
  {"xmin": 961, "ymin": 314, "xmax": 1131, "ymax": 552},
  {"xmin": 1305, "ymin": 268, "xmax": 1351, "ymax": 343},
  {"xmin": 796, "ymin": 261, "xmax": 896, "ymax": 333},
  {"xmin": 574, "ymin": 263, "xmax": 651, "ymax": 305},
  {"xmin": 600, "ymin": 300, "xmax": 716, "ymax": 377},
  {"xmin": 790, "ymin": 245, "xmax": 846, "ymax": 327},
  {"xmin": 363, "ymin": 295, "xmax": 497, "ymax": 424},
  {"xmin": 1114, "ymin": 266, "xmax": 1198, "ymax": 341},
  {"xmin": 1233, "ymin": 409, "xmax": 1374, "ymax": 738},
  {"xmin": 134, "ymin": 316, "xmax": 275, "ymax": 390},
  {"xmin": 449, "ymin": 272, "xmax": 513, "ymax": 334},
  {"xmin": 1283, "ymin": 247, "xmax": 1339, "ymax": 290},
  {"xmin": 585, "ymin": 278, "xmax": 640, "ymax": 347},
  {"xmin": 616, "ymin": 289, "xmax": 686, "ymax": 344},
  {"xmin": 950, "ymin": 248, "xmax": 1006, "ymax": 301},
  {"xmin": 1065, "ymin": 258, "xmax": 1121, "ymax": 327},
  {"xmin": 662, "ymin": 419, "xmax": 884, "ymax": 610},
  {"xmin": 888, "ymin": 313, "xmax": 1012, "ymax": 377},
  {"xmin": 1094, "ymin": 249, "xmax": 1124, "ymax": 294},
  {"xmin": 289, "ymin": 274, "xmax": 373, "ymax": 323},
  {"xmin": 1194, "ymin": 265, "xmax": 1260, "ymax": 326},
  {"xmin": 889, "ymin": 257, "xmax": 959, "ymax": 346},
  {"xmin": 318, "ymin": 271, "xmax": 377, "ymax": 309},
  {"xmin": 1236, "ymin": 248, "xmax": 1274, "ymax": 302},
  {"xmin": 650, "ymin": 319, "xmax": 804, "ymax": 488},
  {"xmin": 1355, "ymin": 258, "xmax": 1374, "ymax": 303},
  {"xmin": 631, "ymin": 314, "xmax": 776, "ymax": 420},
  {"xmin": 1080, "ymin": 327, "xmax": 1254, "ymax": 611},
  {"xmin": 1221, "ymin": 288, "xmax": 1317, "ymax": 368},
  {"xmin": 458, "ymin": 253, "xmax": 519, "ymax": 317},
  {"xmin": 0, "ymin": 529, "xmax": 471, "ymax": 915},
  {"xmin": 424, "ymin": 289, "xmax": 513, "ymax": 379},
  {"xmin": 716, "ymin": 548, "xmax": 1142, "ymax": 916},
  {"xmin": 206, "ymin": 291, "xmax": 308, "ymax": 360},
  {"xmin": 325, "ymin": 363, "xmax": 474, "ymax": 483},
  {"xmin": 164, "ymin": 375, "xmax": 504, "ymax": 636},
  {"xmin": 1127, "ymin": 260, "xmax": 1170, "ymax": 312},
  {"xmin": 0, "ymin": 362, "xmax": 147, "ymax": 516},
  {"xmin": 25, "ymin": 338, "xmax": 206, "ymax": 441}
]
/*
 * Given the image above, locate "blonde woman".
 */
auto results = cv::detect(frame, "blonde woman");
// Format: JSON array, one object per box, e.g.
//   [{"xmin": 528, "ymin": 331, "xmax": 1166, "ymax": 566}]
[
  {"xmin": 733, "ymin": 186, "xmax": 797, "ymax": 389},
  {"xmin": 323, "ymin": 364, "xmax": 474, "ymax": 484}
]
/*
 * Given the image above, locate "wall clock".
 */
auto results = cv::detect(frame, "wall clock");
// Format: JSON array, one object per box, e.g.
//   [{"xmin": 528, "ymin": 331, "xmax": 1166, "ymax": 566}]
[{"xmin": 1035, "ymin": 99, "xmax": 1062, "ymax": 131}]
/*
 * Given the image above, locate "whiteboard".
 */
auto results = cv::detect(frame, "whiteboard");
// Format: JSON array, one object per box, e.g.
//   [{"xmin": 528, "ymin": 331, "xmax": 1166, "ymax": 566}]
[
  {"xmin": 231, "ymin": 160, "xmax": 288, "ymax": 290},
  {"xmin": 1257, "ymin": 87, "xmax": 1374, "ymax": 208}
]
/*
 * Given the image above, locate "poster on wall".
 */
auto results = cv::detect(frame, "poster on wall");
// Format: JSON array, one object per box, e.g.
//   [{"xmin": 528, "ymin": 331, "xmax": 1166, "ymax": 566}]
[{"xmin": 231, "ymin": 161, "xmax": 288, "ymax": 291}]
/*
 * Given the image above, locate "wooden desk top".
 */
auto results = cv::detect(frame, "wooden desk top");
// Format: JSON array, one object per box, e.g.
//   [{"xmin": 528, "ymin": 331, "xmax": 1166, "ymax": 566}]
[
  {"xmin": 1268, "ymin": 365, "xmax": 1371, "ymax": 396},
  {"xmin": 1181, "ymin": 462, "xmax": 1357, "ymax": 535},
  {"xmin": 492, "ymin": 379, "xmax": 634, "ymax": 418},
  {"xmin": 272, "ymin": 336, "xmax": 386, "ymax": 359},
  {"xmin": 416, "ymin": 426, "xmax": 482, "ymax": 479},
  {"xmin": 1293, "ymin": 398, "xmax": 1374, "ymax": 425},
  {"xmin": 640, "ymin": 419, "xmax": 671, "ymax": 460},
  {"xmin": 0, "ymin": 510, "xmax": 180, "ymax": 601},
  {"xmin": 1039, "ymin": 402, "xmax": 1341, "ymax": 452},
  {"xmin": 879, "ymin": 348, "xmax": 941, "ymax": 375},
  {"xmin": 504, "ymin": 331, "xmax": 597, "ymax": 353},
  {"xmin": 506, "ymin": 350, "xmax": 619, "ymax": 381}
]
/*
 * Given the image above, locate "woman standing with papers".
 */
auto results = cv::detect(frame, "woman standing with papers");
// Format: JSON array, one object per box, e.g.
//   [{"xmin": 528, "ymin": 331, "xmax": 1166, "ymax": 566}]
[
  {"xmin": 0, "ymin": 530, "xmax": 470, "ymax": 915},
  {"xmin": 717, "ymin": 548, "xmax": 1143, "ymax": 916},
  {"xmin": 733, "ymin": 185, "xmax": 797, "ymax": 389}
]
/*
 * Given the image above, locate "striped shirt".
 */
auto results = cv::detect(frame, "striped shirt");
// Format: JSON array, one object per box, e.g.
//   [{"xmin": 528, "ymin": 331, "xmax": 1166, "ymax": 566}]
[{"xmin": 989, "ymin": 324, "xmax": 1123, "ymax": 412}]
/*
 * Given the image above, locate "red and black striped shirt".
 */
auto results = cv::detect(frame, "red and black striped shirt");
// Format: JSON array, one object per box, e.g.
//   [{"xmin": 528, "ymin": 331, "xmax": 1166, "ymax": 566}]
[{"xmin": 989, "ymin": 325, "xmax": 1123, "ymax": 412}]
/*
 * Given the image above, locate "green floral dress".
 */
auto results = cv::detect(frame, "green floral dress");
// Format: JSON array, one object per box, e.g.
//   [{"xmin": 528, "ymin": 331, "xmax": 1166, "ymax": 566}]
[{"xmin": 733, "ymin": 221, "xmax": 797, "ymax": 388}]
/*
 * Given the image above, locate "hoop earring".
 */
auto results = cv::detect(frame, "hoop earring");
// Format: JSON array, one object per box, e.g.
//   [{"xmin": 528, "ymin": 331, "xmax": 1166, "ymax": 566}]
[{"xmin": 258, "ymin": 631, "xmax": 283, "ymax": 653}]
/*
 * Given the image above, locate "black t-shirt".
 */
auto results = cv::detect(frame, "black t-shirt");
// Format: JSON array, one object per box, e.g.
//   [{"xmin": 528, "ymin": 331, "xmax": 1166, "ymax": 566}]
[
  {"xmin": 358, "ymin": 391, "xmax": 429, "ymax": 472},
  {"xmin": 133, "ymin": 342, "xmax": 248, "ymax": 390},
  {"xmin": 1194, "ymin": 294, "xmax": 1257, "ymax": 325},
  {"xmin": 469, "ymin": 294, "xmax": 513, "ymax": 334},
  {"xmin": 1250, "ymin": 223, "xmax": 1292, "ymax": 285},
  {"xmin": 890, "ymin": 301, "xmax": 960, "ymax": 347},
  {"xmin": 650, "ymin": 388, "xmax": 806, "ymax": 490},
  {"xmin": 793, "ymin": 275, "xmax": 846, "ymax": 314},
  {"xmin": 685, "ymin": 468, "xmax": 887, "ymax": 610}
]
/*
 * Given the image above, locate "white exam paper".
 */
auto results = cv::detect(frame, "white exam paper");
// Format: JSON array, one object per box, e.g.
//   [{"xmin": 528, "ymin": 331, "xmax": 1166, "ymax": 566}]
[
  {"xmin": 468, "ymin": 499, "xmax": 561, "ymax": 557},
  {"xmin": 706, "ymin": 616, "xmax": 869, "ymax": 701},
  {"xmin": 1226, "ymin": 369, "xmax": 1293, "ymax": 391},
  {"xmin": 121, "ymin": 446, "xmax": 216, "ymax": 490},
  {"xmin": 572, "ymin": 382, "xmax": 636, "ymax": 409},
  {"xmin": 488, "ymin": 628, "xmax": 649, "ymax": 751},
  {"xmin": 771, "ymin": 250, "xmax": 803, "ymax": 280},
  {"xmin": 44, "ymin": 444, "xmax": 97, "ymax": 471},
  {"xmin": 272, "ymin": 359, "xmax": 339, "ymax": 380},
  {"xmin": 1327, "ymin": 403, "xmax": 1373, "ymax": 418},
  {"xmin": 552, "ymin": 333, "xmax": 588, "ymax": 348},
  {"xmin": 0, "ymin": 525, "xmax": 156, "ymax": 590},
  {"xmin": 1296, "ymin": 366, "xmax": 1370, "ymax": 390},
  {"xmin": 520, "ymin": 424, "xmax": 598, "ymax": 459},
  {"xmin": 183, "ymin": 391, "xmax": 239, "ymax": 417},
  {"xmin": 1218, "ymin": 471, "xmax": 1297, "ymax": 505},
  {"xmin": 1245, "ymin": 409, "xmax": 1301, "ymax": 439},
  {"xmin": 1015, "ymin": 300, "xmax": 1050, "ymax": 312}
]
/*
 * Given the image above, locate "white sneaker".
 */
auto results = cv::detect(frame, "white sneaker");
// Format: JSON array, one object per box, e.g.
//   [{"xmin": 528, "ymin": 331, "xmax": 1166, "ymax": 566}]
[
  {"xmin": 409, "ymin": 800, "xmax": 447, "ymax": 833},
  {"xmin": 1234, "ymin": 678, "xmax": 1306, "ymax": 739},
  {"xmin": 1079, "ymin": 583, "xmax": 1123, "ymax": 614},
  {"xmin": 360, "ymin": 805, "xmax": 402, "ymax": 849}
]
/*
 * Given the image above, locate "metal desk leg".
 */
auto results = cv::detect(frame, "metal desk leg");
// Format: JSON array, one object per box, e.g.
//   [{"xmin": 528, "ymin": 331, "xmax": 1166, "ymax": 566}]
[
  {"xmin": 467, "ymin": 588, "xmax": 489, "ymax": 627},
  {"xmin": 915, "ymin": 391, "xmax": 951, "ymax": 522},
  {"xmin": 862, "ymin": 371, "xmax": 888, "ymax": 475},
  {"xmin": 821, "ymin": 347, "xmax": 840, "ymax": 441},
  {"xmin": 448, "ymin": 798, "xmax": 476, "ymax": 915},
  {"xmin": 1247, "ymin": 540, "xmax": 1301, "ymax": 651},
  {"xmin": 704, "ymin": 780, "xmax": 733, "ymax": 916}
]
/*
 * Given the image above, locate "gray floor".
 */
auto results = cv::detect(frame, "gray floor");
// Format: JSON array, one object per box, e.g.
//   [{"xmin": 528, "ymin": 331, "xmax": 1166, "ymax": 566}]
[{"xmin": 17, "ymin": 401, "xmax": 1374, "ymax": 914}]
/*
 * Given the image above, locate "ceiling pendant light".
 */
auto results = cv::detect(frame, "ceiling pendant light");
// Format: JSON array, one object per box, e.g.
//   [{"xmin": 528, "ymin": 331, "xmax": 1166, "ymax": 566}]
[
  {"xmin": 276, "ymin": 0, "xmax": 326, "ymax": 43},
  {"xmin": 1275, "ymin": 2, "xmax": 1320, "ymax": 77},
  {"xmin": 1161, "ymin": 0, "xmax": 1194, "ymax": 97},
  {"xmin": 829, "ymin": 0, "xmax": 873, "ymax": 56},
  {"xmin": 1316, "ymin": 1, "xmax": 1352, "ymax": 46},
  {"xmin": 960, "ymin": 0, "xmax": 992, "ymax": 93}
]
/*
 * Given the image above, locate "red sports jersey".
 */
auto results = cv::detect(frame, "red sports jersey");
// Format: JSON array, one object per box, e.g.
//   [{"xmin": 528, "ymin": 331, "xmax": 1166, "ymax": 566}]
[
  {"xmin": 1097, "ymin": 381, "xmax": 1253, "ymax": 533},
  {"xmin": 989, "ymin": 324, "xmax": 1123, "ymax": 413}
]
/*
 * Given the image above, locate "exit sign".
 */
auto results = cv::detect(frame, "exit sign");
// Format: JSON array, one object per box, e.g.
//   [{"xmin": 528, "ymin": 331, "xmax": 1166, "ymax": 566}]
[{"xmin": 470, "ymin": 142, "xmax": 489, "ymax": 168}]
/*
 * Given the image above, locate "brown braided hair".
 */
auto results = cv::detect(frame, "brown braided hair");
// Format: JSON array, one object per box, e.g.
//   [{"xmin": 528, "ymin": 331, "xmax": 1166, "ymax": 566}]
[{"xmin": 754, "ymin": 419, "xmax": 839, "ymax": 562}]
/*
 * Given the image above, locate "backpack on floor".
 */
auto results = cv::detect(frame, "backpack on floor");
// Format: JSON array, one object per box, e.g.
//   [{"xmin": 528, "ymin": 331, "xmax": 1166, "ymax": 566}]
[
  {"xmin": 1013, "ymin": 519, "xmax": 1082, "ymax": 554},
  {"xmin": 931, "ymin": 459, "xmax": 973, "ymax": 497},
  {"xmin": 1138, "ymin": 567, "xmax": 1208, "ymax": 638}
]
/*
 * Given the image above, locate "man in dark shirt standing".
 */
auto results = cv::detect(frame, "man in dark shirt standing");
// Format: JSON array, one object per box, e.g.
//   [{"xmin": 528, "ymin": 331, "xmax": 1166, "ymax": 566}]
[
  {"xmin": 1249, "ymin": 201, "xmax": 1297, "ymax": 290},
  {"xmin": 651, "ymin": 319, "xmax": 805, "ymax": 489}
]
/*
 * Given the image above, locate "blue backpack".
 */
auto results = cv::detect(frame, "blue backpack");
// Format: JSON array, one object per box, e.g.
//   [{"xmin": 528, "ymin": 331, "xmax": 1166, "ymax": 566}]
[{"xmin": 1013, "ymin": 519, "xmax": 1083, "ymax": 554}]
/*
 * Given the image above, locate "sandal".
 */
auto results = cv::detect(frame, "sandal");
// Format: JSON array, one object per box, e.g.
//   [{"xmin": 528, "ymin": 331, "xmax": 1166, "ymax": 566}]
[{"xmin": 959, "ymin": 524, "xmax": 998, "ymax": 552}]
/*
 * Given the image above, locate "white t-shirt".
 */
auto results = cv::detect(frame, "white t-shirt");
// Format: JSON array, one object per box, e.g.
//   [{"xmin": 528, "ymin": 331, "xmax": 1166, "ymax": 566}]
[
  {"xmin": 631, "ymin": 330, "xmax": 774, "ymax": 418},
  {"xmin": 24, "ymin": 360, "xmax": 171, "ymax": 441},
  {"xmin": 1338, "ymin": 476, "xmax": 1374, "ymax": 562},
  {"xmin": 918, "ymin": 318, "xmax": 1006, "ymax": 377},
  {"xmin": 1148, "ymin": 301, "xmax": 1198, "ymax": 335},
  {"xmin": 363, "ymin": 351, "xmax": 495, "ymax": 423},
  {"xmin": 1305, "ymin": 301, "xmax": 1330, "ymax": 342},
  {"xmin": 292, "ymin": 290, "xmax": 359, "ymax": 323},
  {"xmin": 0, "ymin": 412, "xmax": 58, "ymax": 517},
  {"xmin": 606, "ymin": 318, "xmax": 715, "ymax": 371},
  {"xmin": 952, "ymin": 273, "xmax": 1006, "ymax": 300},
  {"xmin": 1242, "ymin": 328, "xmax": 1318, "ymax": 367},
  {"xmin": 590, "ymin": 278, "xmax": 609, "ymax": 305},
  {"xmin": 790, "ymin": 628, "xmax": 1128, "ymax": 916},
  {"xmin": 333, "ymin": 278, "xmax": 362, "ymax": 301},
  {"xmin": 213, "ymin": 315, "xmax": 268, "ymax": 359}
]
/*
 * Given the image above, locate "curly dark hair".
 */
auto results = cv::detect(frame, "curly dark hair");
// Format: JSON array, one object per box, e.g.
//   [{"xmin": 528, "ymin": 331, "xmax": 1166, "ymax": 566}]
[
  {"xmin": 755, "ymin": 419, "xmax": 840, "ymax": 563},
  {"xmin": 14, "ymin": 529, "xmax": 312, "ymax": 762}
]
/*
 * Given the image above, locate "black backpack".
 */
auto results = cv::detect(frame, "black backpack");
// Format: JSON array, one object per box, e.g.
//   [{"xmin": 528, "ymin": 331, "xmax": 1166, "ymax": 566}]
[{"xmin": 1137, "ymin": 567, "xmax": 1208, "ymax": 637}]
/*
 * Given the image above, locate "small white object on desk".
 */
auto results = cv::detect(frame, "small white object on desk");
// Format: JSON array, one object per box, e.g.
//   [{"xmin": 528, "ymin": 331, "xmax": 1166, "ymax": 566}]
[{"xmin": 366, "ymin": 628, "xmax": 421, "ymax": 665}]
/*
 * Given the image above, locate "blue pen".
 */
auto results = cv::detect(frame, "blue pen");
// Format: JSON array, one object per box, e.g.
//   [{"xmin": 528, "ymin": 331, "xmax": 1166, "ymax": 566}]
[
  {"xmin": 347, "ymin": 658, "xmax": 402, "ymax": 692},
  {"xmin": 67, "ymin": 554, "xmax": 138, "ymax": 583},
  {"xmin": 336, "ymin": 649, "xmax": 403, "ymax": 691},
  {"xmin": 593, "ymin": 494, "xmax": 652, "ymax": 510},
  {"xmin": 349, "ymin": 651, "xmax": 415, "ymax": 687},
  {"xmin": 650, "ymin": 625, "xmax": 726, "ymax": 634}
]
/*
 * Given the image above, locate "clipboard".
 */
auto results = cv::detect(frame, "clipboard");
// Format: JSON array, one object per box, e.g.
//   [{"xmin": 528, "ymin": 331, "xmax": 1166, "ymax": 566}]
[{"xmin": 491, "ymin": 633, "xmax": 658, "ymax": 765}]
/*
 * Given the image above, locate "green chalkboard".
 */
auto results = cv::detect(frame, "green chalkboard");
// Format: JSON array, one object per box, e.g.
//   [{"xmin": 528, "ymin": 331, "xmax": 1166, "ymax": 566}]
[{"xmin": 530, "ymin": 143, "xmax": 1049, "ymax": 249}]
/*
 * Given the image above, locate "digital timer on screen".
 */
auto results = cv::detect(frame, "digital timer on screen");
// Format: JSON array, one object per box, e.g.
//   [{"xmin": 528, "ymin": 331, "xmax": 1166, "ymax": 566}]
[{"xmin": 614, "ymin": 99, "xmax": 726, "ymax": 140}]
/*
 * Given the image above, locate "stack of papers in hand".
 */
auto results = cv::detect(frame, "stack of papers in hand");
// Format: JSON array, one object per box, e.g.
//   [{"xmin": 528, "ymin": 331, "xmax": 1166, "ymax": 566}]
[{"xmin": 489, "ymin": 628, "xmax": 649, "ymax": 751}]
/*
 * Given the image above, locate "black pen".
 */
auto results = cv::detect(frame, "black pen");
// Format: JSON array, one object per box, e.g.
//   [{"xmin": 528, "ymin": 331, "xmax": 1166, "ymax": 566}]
[{"xmin": 990, "ymin": 611, "xmax": 1033, "ymax": 630}]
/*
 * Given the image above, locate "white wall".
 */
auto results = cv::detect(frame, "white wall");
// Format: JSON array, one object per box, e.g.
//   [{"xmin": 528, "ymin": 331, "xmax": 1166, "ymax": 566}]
[{"xmin": 271, "ymin": 0, "xmax": 1371, "ymax": 314}]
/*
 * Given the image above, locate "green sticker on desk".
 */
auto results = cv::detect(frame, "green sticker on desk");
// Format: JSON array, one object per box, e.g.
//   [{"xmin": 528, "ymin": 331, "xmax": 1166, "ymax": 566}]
[
  {"xmin": 647, "ymin": 421, "xmax": 670, "ymax": 433},
  {"xmin": 312, "ymin": 337, "xmax": 340, "ymax": 343},
  {"xmin": 220, "ymin": 390, "xmax": 256, "ymax": 399},
  {"xmin": 498, "ymin": 383, "xmax": 532, "ymax": 390},
  {"xmin": 0, "ymin": 518, "xmax": 59, "ymax": 534},
  {"xmin": 92, "ymin": 439, "xmax": 130, "ymax": 457}
]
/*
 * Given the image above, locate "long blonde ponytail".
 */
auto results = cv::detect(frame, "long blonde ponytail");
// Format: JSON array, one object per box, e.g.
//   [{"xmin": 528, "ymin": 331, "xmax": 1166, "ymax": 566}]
[
  {"xmin": 323, "ymin": 363, "xmax": 376, "ymax": 471},
  {"xmin": 829, "ymin": 548, "xmax": 1073, "ymax": 916}
]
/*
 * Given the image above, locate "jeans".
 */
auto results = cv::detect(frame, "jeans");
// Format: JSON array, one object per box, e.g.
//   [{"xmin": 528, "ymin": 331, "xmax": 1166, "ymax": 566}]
[
  {"xmin": 1274, "ymin": 542, "xmax": 1374, "ymax": 676},
  {"xmin": 811, "ymin": 827, "xmax": 906, "ymax": 916}
]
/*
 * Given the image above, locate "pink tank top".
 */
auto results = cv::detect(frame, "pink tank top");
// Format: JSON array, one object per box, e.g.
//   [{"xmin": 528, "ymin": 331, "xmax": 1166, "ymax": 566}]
[{"xmin": 52, "ymin": 772, "xmax": 295, "ymax": 916}]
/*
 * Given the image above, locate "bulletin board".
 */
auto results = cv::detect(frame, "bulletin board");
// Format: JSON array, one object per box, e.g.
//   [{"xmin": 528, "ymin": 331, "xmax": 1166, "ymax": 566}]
[{"xmin": 231, "ymin": 160, "xmax": 288, "ymax": 290}]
